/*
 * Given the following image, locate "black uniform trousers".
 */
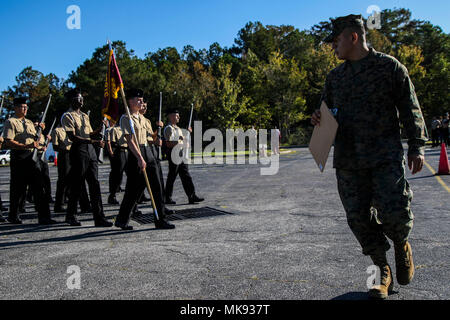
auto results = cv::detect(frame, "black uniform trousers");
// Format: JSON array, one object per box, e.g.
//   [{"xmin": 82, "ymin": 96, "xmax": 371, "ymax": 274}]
[
  {"xmin": 9, "ymin": 153, "xmax": 51, "ymax": 222},
  {"xmin": 135, "ymin": 145, "xmax": 165, "ymax": 205},
  {"xmin": 116, "ymin": 145, "xmax": 166, "ymax": 226},
  {"xmin": 39, "ymin": 157, "xmax": 52, "ymax": 202},
  {"xmin": 55, "ymin": 150, "xmax": 70, "ymax": 208},
  {"xmin": 55, "ymin": 150, "xmax": 90, "ymax": 210},
  {"xmin": 165, "ymin": 148, "xmax": 195, "ymax": 200},
  {"xmin": 109, "ymin": 147, "xmax": 128, "ymax": 195},
  {"xmin": 66, "ymin": 144, "xmax": 105, "ymax": 222}
]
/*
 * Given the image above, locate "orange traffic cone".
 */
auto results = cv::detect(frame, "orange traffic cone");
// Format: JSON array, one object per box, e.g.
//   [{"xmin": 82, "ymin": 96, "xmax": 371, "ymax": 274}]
[
  {"xmin": 54, "ymin": 153, "xmax": 58, "ymax": 167},
  {"xmin": 437, "ymin": 143, "xmax": 450, "ymax": 175}
]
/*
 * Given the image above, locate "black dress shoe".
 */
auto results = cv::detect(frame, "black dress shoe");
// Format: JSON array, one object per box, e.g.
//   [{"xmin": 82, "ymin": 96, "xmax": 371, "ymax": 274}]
[
  {"xmin": 8, "ymin": 217, "xmax": 23, "ymax": 225},
  {"xmin": 155, "ymin": 220, "xmax": 175, "ymax": 230},
  {"xmin": 114, "ymin": 222, "xmax": 133, "ymax": 231},
  {"xmin": 65, "ymin": 217, "xmax": 81, "ymax": 226},
  {"xmin": 39, "ymin": 219, "xmax": 58, "ymax": 225},
  {"xmin": 165, "ymin": 198, "xmax": 176, "ymax": 205},
  {"xmin": 189, "ymin": 195, "xmax": 205, "ymax": 204},
  {"xmin": 108, "ymin": 196, "xmax": 119, "ymax": 205},
  {"xmin": 95, "ymin": 219, "xmax": 113, "ymax": 227}
]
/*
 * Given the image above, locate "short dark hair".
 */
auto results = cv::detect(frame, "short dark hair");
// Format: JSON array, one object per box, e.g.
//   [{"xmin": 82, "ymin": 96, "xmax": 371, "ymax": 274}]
[{"xmin": 343, "ymin": 25, "xmax": 366, "ymax": 43}]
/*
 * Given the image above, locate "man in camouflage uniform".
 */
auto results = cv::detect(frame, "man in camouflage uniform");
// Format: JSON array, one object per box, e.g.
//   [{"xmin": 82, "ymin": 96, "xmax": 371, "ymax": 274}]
[{"xmin": 311, "ymin": 14, "xmax": 427, "ymax": 299}]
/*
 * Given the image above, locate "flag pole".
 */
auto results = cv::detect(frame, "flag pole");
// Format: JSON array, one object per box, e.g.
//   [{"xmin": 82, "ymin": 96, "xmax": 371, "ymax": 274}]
[
  {"xmin": 119, "ymin": 87, "xmax": 160, "ymax": 221},
  {"xmin": 158, "ymin": 92, "xmax": 162, "ymax": 160}
]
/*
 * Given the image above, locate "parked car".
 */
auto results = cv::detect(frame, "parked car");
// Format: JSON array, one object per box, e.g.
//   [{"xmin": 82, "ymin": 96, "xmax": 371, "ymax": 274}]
[{"xmin": 0, "ymin": 150, "xmax": 11, "ymax": 165}]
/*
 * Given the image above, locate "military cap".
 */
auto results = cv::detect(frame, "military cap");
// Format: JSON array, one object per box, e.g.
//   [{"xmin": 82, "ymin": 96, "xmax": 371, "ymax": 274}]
[
  {"xmin": 64, "ymin": 88, "xmax": 82, "ymax": 100},
  {"xmin": 166, "ymin": 108, "xmax": 180, "ymax": 115},
  {"xmin": 13, "ymin": 97, "xmax": 28, "ymax": 106},
  {"xmin": 324, "ymin": 14, "xmax": 365, "ymax": 43},
  {"xmin": 126, "ymin": 88, "xmax": 144, "ymax": 99}
]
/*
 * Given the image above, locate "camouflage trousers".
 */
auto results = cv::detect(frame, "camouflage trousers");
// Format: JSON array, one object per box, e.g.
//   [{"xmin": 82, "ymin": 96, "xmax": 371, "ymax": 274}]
[{"xmin": 336, "ymin": 160, "xmax": 414, "ymax": 256}]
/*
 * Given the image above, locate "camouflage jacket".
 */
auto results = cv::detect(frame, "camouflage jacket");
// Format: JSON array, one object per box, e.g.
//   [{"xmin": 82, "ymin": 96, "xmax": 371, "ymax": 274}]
[{"xmin": 321, "ymin": 48, "xmax": 427, "ymax": 169}]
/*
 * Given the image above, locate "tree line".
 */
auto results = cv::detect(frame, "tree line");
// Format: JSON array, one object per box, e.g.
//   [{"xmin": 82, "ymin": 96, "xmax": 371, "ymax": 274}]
[{"xmin": 1, "ymin": 8, "xmax": 449, "ymax": 145}]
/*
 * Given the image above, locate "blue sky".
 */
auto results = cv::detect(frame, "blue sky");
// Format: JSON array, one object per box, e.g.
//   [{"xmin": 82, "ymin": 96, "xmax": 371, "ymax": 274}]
[{"xmin": 1, "ymin": 0, "xmax": 448, "ymax": 92}]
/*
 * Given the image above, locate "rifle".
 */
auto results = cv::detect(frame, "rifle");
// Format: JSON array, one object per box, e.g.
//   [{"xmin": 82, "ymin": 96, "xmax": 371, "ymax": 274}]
[
  {"xmin": 183, "ymin": 103, "xmax": 194, "ymax": 161},
  {"xmin": 158, "ymin": 92, "xmax": 162, "ymax": 160},
  {"xmin": 40, "ymin": 117, "xmax": 57, "ymax": 161},
  {"xmin": 0, "ymin": 95, "xmax": 4, "ymax": 135},
  {"xmin": 32, "ymin": 94, "xmax": 52, "ymax": 162},
  {"xmin": 0, "ymin": 95, "xmax": 4, "ymax": 119},
  {"xmin": 98, "ymin": 116, "xmax": 107, "ymax": 163}
]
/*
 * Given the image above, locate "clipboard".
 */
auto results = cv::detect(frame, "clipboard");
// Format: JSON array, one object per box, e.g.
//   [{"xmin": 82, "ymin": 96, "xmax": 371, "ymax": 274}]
[{"xmin": 309, "ymin": 101, "xmax": 338, "ymax": 172}]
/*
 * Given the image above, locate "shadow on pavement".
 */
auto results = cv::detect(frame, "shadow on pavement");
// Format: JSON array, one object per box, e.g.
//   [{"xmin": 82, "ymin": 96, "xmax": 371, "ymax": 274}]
[
  {"xmin": 331, "ymin": 292, "xmax": 369, "ymax": 300},
  {"xmin": 0, "ymin": 227, "xmax": 153, "ymax": 250}
]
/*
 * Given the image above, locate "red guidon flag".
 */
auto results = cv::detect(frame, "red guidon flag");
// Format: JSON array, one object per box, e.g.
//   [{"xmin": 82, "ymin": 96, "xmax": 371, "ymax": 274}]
[{"xmin": 101, "ymin": 48, "xmax": 123, "ymax": 124}]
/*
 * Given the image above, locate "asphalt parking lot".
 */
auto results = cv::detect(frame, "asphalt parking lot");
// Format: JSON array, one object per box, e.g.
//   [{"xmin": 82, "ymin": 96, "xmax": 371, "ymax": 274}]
[{"xmin": 0, "ymin": 146, "xmax": 448, "ymax": 300}]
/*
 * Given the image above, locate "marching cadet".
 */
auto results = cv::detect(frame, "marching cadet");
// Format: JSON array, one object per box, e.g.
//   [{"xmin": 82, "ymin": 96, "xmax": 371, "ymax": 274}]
[
  {"xmin": 61, "ymin": 88, "xmax": 112, "ymax": 227},
  {"xmin": 52, "ymin": 122, "xmax": 91, "ymax": 213},
  {"xmin": 2, "ymin": 97, "xmax": 56, "ymax": 225},
  {"xmin": 52, "ymin": 123, "xmax": 71, "ymax": 212},
  {"xmin": 312, "ymin": 14, "xmax": 427, "ymax": 299},
  {"xmin": 107, "ymin": 121, "xmax": 128, "ymax": 205},
  {"xmin": 114, "ymin": 88, "xmax": 174, "ymax": 230},
  {"xmin": 164, "ymin": 109, "xmax": 204, "ymax": 205}
]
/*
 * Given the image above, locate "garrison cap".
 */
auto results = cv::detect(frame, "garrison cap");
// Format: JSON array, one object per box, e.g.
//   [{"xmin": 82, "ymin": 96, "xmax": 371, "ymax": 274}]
[
  {"xmin": 126, "ymin": 88, "xmax": 144, "ymax": 99},
  {"xmin": 166, "ymin": 108, "xmax": 180, "ymax": 115},
  {"xmin": 324, "ymin": 14, "xmax": 365, "ymax": 43},
  {"xmin": 13, "ymin": 97, "xmax": 29, "ymax": 106},
  {"xmin": 64, "ymin": 88, "xmax": 82, "ymax": 100}
]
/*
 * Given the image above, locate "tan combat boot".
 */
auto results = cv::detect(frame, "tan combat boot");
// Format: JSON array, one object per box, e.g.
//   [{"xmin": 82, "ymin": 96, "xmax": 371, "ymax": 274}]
[
  {"xmin": 368, "ymin": 253, "xmax": 393, "ymax": 299},
  {"xmin": 368, "ymin": 264, "xmax": 394, "ymax": 299},
  {"xmin": 394, "ymin": 241, "xmax": 414, "ymax": 285}
]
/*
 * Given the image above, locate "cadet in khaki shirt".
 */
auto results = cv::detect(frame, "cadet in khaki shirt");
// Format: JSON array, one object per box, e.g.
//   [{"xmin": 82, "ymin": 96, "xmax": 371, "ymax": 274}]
[
  {"xmin": 107, "ymin": 123, "xmax": 128, "ymax": 204},
  {"xmin": 61, "ymin": 88, "xmax": 112, "ymax": 228},
  {"xmin": 52, "ymin": 125, "xmax": 71, "ymax": 212},
  {"xmin": 114, "ymin": 88, "xmax": 174, "ymax": 230},
  {"xmin": 163, "ymin": 109, "xmax": 203, "ymax": 205},
  {"xmin": 2, "ymin": 97, "xmax": 55, "ymax": 225}
]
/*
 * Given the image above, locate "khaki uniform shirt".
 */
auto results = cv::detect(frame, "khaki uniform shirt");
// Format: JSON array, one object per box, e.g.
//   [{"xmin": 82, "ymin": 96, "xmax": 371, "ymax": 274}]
[
  {"xmin": 143, "ymin": 117, "xmax": 155, "ymax": 143},
  {"xmin": 120, "ymin": 113, "xmax": 148, "ymax": 146},
  {"xmin": 109, "ymin": 126, "xmax": 128, "ymax": 148},
  {"xmin": 61, "ymin": 108, "xmax": 93, "ymax": 139},
  {"xmin": 163, "ymin": 124, "xmax": 184, "ymax": 144},
  {"xmin": 52, "ymin": 127, "xmax": 72, "ymax": 151},
  {"xmin": 3, "ymin": 116, "xmax": 37, "ymax": 149}
]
